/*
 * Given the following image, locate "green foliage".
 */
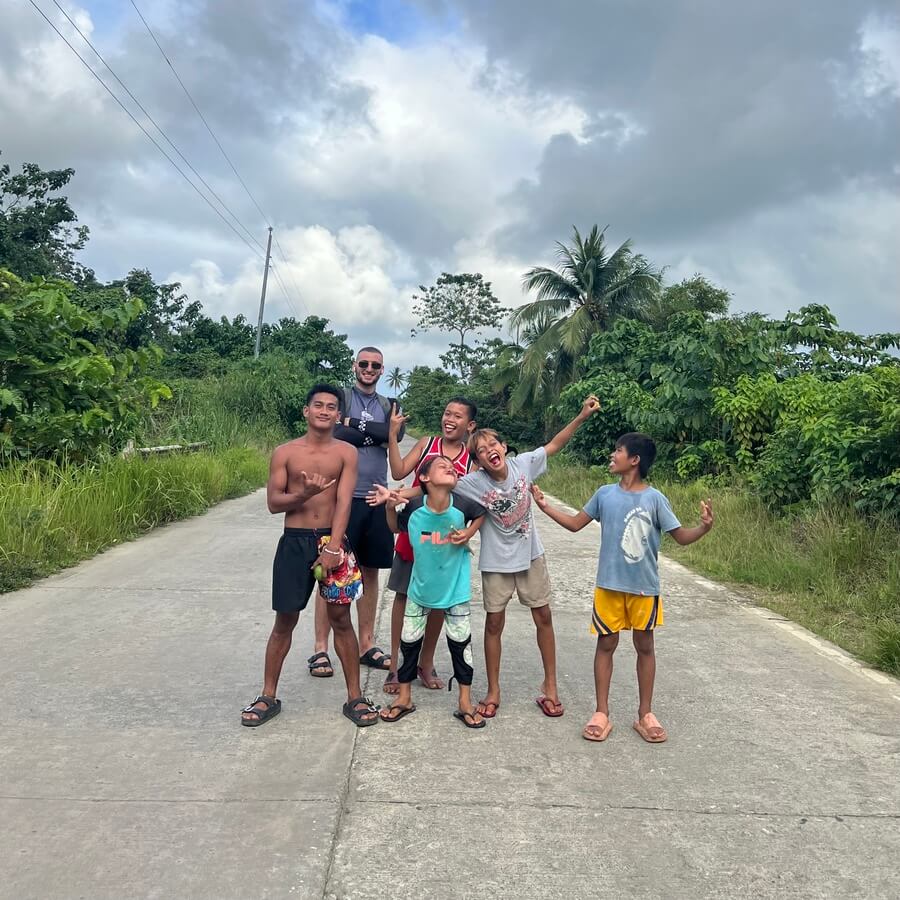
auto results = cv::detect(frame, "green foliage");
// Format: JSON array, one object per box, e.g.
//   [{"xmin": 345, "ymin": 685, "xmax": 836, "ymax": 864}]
[
  {"xmin": 411, "ymin": 273, "xmax": 505, "ymax": 381},
  {"xmin": 0, "ymin": 448, "xmax": 268, "ymax": 592},
  {"xmin": 644, "ymin": 274, "xmax": 730, "ymax": 329},
  {"xmin": 556, "ymin": 371, "xmax": 652, "ymax": 463},
  {"xmin": 401, "ymin": 366, "xmax": 464, "ymax": 431},
  {"xmin": 716, "ymin": 367, "xmax": 900, "ymax": 515},
  {"xmin": 0, "ymin": 270, "xmax": 171, "ymax": 459},
  {"xmin": 0, "ymin": 154, "xmax": 90, "ymax": 283}
]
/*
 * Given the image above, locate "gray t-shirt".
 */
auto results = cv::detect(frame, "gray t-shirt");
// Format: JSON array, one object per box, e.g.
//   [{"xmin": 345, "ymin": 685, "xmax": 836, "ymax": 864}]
[
  {"xmin": 454, "ymin": 448, "xmax": 547, "ymax": 573},
  {"xmin": 348, "ymin": 387, "xmax": 388, "ymax": 498},
  {"xmin": 583, "ymin": 484, "xmax": 681, "ymax": 596}
]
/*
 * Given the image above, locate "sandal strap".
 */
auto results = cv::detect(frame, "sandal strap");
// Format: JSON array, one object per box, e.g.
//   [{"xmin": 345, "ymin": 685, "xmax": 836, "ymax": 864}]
[{"xmin": 243, "ymin": 695, "xmax": 276, "ymax": 713}]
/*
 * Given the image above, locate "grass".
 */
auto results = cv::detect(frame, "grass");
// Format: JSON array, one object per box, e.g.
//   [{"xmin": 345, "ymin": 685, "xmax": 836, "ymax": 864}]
[
  {"xmin": 538, "ymin": 458, "xmax": 900, "ymax": 677},
  {"xmin": 0, "ymin": 448, "xmax": 270, "ymax": 592},
  {"xmin": 139, "ymin": 375, "xmax": 287, "ymax": 450}
]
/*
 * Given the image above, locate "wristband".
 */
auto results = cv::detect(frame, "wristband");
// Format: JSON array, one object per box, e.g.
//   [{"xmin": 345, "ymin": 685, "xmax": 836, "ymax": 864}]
[{"xmin": 323, "ymin": 546, "xmax": 342, "ymax": 556}]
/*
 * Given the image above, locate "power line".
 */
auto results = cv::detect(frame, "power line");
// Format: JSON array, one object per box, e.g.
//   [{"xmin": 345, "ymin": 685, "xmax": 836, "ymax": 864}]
[
  {"xmin": 129, "ymin": 0, "xmax": 273, "ymax": 228},
  {"xmin": 129, "ymin": 0, "xmax": 308, "ymax": 317},
  {"xmin": 27, "ymin": 0, "xmax": 266, "ymax": 262},
  {"xmin": 47, "ymin": 0, "xmax": 267, "ymax": 257},
  {"xmin": 271, "ymin": 233, "xmax": 308, "ymax": 317}
]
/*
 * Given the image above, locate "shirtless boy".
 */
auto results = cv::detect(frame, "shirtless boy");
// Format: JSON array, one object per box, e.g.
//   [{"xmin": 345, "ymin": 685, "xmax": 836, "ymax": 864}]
[{"xmin": 241, "ymin": 384, "xmax": 380, "ymax": 728}]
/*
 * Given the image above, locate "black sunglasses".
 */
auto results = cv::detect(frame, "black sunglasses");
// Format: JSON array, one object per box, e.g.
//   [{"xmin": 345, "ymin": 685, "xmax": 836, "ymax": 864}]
[{"xmin": 357, "ymin": 361, "xmax": 382, "ymax": 370}]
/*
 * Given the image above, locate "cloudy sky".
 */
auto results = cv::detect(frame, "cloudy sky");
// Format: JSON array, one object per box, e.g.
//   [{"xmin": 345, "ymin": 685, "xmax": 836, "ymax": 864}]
[{"xmin": 3, "ymin": 0, "xmax": 899, "ymax": 364}]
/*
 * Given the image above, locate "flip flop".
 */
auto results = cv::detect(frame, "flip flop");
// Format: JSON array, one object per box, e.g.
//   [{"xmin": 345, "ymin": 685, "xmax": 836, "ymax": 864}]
[
  {"xmin": 583, "ymin": 712, "xmax": 613, "ymax": 742},
  {"xmin": 453, "ymin": 710, "xmax": 486, "ymax": 729},
  {"xmin": 307, "ymin": 651, "xmax": 334, "ymax": 678},
  {"xmin": 417, "ymin": 666, "xmax": 444, "ymax": 690},
  {"xmin": 241, "ymin": 695, "xmax": 281, "ymax": 727},
  {"xmin": 633, "ymin": 712, "xmax": 668, "ymax": 743},
  {"xmin": 476, "ymin": 699, "xmax": 499, "ymax": 718},
  {"xmin": 380, "ymin": 703, "xmax": 417, "ymax": 723},
  {"xmin": 359, "ymin": 647, "xmax": 392, "ymax": 670},
  {"xmin": 536, "ymin": 695, "xmax": 565, "ymax": 717}
]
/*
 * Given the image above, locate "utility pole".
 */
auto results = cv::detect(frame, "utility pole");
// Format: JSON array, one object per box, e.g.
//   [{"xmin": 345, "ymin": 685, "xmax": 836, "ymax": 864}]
[{"xmin": 254, "ymin": 226, "xmax": 273, "ymax": 359}]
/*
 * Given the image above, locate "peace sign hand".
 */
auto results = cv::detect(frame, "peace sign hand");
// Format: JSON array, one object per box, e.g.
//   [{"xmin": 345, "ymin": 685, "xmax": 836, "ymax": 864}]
[
  {"xmin": 699, "ymin": 499, "xmax": 714, "ymax": 529},
  {"xmin": 389, "ymin": 402, "xmax": 409, "ymax": 436},
  {"xmin": 297, "ymin": 470, "xmax": 336, "ymax": 500}
]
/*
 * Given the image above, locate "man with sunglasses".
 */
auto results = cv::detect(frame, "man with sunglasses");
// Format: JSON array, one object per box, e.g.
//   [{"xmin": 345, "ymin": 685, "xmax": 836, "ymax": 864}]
[{"xmin": 307, "ymin": 346, "xmax": 404, "ymax": 678}]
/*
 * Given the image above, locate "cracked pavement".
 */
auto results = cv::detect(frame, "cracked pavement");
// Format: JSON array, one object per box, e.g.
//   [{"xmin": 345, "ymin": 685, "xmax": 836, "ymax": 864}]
[{"xmin": 1, "ymin": 446, "xmax": 898, "ymax": 899}]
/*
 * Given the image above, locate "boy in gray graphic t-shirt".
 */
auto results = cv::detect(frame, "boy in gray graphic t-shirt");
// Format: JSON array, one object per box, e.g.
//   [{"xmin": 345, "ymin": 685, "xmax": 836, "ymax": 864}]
[{"xmin": 453, "ymin": 396, "xmax": 601, "ymax": 720}]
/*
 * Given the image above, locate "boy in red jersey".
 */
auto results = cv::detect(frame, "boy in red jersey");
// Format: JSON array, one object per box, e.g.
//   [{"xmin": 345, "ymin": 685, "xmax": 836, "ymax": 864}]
[{"xmin": 382, "ymin": 397, "xmax": 478, "ymax": 693}]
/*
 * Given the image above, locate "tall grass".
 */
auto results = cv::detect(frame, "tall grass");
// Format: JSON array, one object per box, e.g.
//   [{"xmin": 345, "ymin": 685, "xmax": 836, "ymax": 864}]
[
  {"xmin": 0, "ymin": 448, "xmax": 268, "ymax": 592},
  {"xmin": 139, "ymin": 375, "xmax": 287, "ymax": 450},
  {"xmin": 538, "ymin": 459, "xmax": 900, "ymax": 676}
]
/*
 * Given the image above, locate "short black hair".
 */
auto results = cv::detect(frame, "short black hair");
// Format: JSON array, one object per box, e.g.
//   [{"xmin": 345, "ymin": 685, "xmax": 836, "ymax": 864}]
[
  {"xmin": 356, "ymin": 346, "xmax": 382, "ymax": 358},
  {"xmin": 305, "ymin": 383, "xmax": 342, "ymax": 406},
  {"xmin": 445, "ymin": 396, "xmax": 477, "ymax": 421},
  {"xmin": 616, "ymin": 432, "xmax": 657, "ymax": 478},
  {"xmin": 417, "ymin": 454, "xmax": 453, "ymax": 494}
]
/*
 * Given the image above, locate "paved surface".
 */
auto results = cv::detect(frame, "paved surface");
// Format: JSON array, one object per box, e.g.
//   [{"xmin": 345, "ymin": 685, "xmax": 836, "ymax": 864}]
[{"xmin": 1, "ymin": 444, "xmax": 899, "ymax": 899}]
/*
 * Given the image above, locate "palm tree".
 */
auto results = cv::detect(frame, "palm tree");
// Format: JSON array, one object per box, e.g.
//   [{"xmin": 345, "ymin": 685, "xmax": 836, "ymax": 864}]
[
  {"xmin": 507, "ymin": 225, "xmax": 662, "ymax": 414},
  {"xmin": 386, "ymin": 366, "xmax": 407, "ymax": 395}
]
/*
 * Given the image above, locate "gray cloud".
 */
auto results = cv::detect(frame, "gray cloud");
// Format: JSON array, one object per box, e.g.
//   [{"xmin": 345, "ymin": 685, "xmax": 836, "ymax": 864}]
[{"xmin": 2, "ymin": 0, "xmax": 898, "ymax": 351}]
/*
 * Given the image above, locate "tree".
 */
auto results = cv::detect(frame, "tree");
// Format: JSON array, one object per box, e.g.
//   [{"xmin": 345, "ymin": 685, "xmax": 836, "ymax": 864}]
[
  {"xmin": 0, "ymin": 270, "xmax": 170, "ymax": 458},
  {"xmin": 266, "ymin": 316, "xmax": 353, "ymax": 380},
  {"xmin": 411, "ymin": 273, "xmax": 506, "ymax": 381},
  {"xmin": 509, "ymin": 225, "xmax": 662, "ymax": 416},
  {"xmin": 645, "ymin": 274, "xmax": 730, "ymax": 329},
  {"xmin": 0, "ymin": 153, "xmax": 91, "ymax": 282},
  {"xmin": 386, "ymin": 366, "xmax": 407, "ymax": 395}
]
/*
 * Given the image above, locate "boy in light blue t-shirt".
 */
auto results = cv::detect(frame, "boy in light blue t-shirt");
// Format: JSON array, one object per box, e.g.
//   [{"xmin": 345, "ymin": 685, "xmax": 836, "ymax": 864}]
[
  {"xmin": 379, "ymin": 455, "xmax": 487, "ymax": 728},
  {"xmin": 533, "ymin": 432, "xmax": 714, "ymax": 745}
]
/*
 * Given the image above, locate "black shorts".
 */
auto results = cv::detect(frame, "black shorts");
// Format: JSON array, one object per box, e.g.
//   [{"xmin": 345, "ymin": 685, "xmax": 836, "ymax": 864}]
[
  {"xmin": 346, "ymin": 498, "xmax": 394, "ymax": 569},
  {"xmin": 387, "ymin": 552, "xmax": 412, "ymax": 595},
  {"xmin": 272, "ymin": 528, "xmax": 328, "ymax": 613}
]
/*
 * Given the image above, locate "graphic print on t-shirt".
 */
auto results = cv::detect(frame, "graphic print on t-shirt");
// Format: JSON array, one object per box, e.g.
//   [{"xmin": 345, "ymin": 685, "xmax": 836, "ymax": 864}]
[
  {"xmin": 481, "ymin": 474, "xmax": 531, "ymax": 538},
  {"xmin": 621, "ymin": 507, "xmax": 654, "ymax": 564}
]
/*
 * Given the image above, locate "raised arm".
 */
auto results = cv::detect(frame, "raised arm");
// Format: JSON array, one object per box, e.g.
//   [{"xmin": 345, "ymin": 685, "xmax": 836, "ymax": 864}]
[
  {"xmin": 544, "ymin": 395, "xmax": 601, "ymax": 457},
  {"xmin": 667, "ymin": 499, "xmax": 714, "ymax": 546},
  {"xmin": 530, "ymin": 484, "xmax": 593, "ymax": 532},
  {"xmin": 388, "ymin": 405, "xmax": 426, "ymax": 479}
]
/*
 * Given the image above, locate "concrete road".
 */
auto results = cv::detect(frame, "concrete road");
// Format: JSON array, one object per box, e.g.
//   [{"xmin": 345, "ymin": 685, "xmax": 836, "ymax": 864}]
[{"xmin": 1, "ymin": 456, "xmax": 898, "ymax": 898}]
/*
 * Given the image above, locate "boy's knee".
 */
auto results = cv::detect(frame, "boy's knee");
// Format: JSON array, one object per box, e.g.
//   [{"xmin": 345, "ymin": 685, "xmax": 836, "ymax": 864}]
[
  {"xmin": 632, "ymin": 630, "xmax": 655, "ymax": 655},
  {"xmin": 326, "ymin": 605, "xmax": 352, "ymax": 631},
  {"xmin": 531, "ymin": 604, "xmax": 552, "ymax": 626},
  {"xmin": 596, "ymin": 632, "xmax": 620, "ymax": 653},
  {"xmin": 484, "ymin": 611, "xmax": 505, "ymax": 636},
  {"xmin": 272, "ymin": 612, "xmax": 299, "ymax": 636}
]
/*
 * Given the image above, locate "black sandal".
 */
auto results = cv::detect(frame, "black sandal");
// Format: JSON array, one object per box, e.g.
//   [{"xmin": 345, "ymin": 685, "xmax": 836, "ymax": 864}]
[
  {"xmin": 342, "ymin": 696, "xmax": 380, "ymax": 727},
  {"xmin": 307, "ymin": 651, "xmax": 334, "ymax": 678},
  {"xmin": 241, "ymin": 695, "xmax": 281, "ymax": 727},
  {"xmin": 453, "ymin": 709, "xmax": 486, "ymax": 729},
  {"xmin": 380, "ymin": 703, "xmax": 417, "ymax": 723},
  {"xmin": 359, "ymin": 647, "xmax": 391, "ymax": 670}
]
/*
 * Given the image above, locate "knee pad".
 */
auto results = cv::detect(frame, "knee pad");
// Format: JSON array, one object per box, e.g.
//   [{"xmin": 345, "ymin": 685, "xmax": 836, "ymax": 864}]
[
  {"xmin": 446, "ymin": 634, "xmax": 474, "ymax": 686},
  {"xmin": 398, "ymin": 637, "xmax": 423, "ymax": 683}
]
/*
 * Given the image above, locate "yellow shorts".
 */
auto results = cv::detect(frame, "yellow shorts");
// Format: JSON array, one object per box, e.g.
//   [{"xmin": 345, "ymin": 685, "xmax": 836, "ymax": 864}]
[{"xmin": 591, "ymin": 588, "xmax": 663, "ymax": 635}]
